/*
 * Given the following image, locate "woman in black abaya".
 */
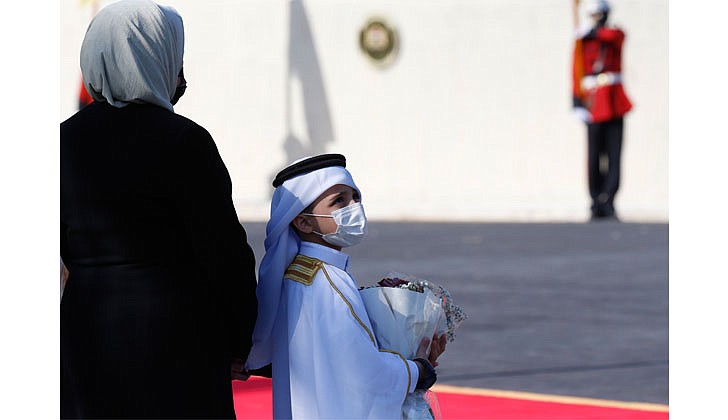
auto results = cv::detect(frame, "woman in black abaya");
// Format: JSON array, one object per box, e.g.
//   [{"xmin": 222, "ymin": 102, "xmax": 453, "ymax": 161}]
[{"xmin": 60, "ymin": 1, "xmax": 258, "ymax": 418}]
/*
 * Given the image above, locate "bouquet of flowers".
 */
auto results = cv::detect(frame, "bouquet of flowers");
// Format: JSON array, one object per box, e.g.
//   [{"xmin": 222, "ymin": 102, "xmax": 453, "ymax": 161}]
[{"xmin": 359, "ymin": 272, "xmax": 467, "ymax": 419}]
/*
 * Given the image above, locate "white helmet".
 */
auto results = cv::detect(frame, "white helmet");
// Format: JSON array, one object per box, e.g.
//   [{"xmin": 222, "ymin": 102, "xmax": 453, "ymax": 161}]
[{"xmin": 584, "ymin": 0, "xmax": 610, "ymax": 15}]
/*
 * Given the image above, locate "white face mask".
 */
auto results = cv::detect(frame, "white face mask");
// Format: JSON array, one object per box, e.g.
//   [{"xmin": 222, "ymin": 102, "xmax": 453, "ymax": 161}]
[{"xmin": 302, "ymin": 202, "xmax": 368, "ymax": 247}]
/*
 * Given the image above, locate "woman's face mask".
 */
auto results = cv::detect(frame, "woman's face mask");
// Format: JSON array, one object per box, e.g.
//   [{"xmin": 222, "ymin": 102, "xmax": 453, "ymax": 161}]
[
  {"xmin": 302, "ymin": 202, "xmax": 368, "ymax": 247},
  {"xmin": 171, "ymin": 68, "xmax": 186, "ymax": 105}
]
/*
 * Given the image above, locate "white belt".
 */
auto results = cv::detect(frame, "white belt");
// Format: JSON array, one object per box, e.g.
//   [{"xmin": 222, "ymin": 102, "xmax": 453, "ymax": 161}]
[{"xmin": 581, "ymin": 72, "xmax": 622, "ymax": 90}]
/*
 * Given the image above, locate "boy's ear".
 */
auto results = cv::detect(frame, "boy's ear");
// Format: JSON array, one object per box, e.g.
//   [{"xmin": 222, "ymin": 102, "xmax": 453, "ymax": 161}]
[{"xmin": 291, "ymin": 214, "xmax": 314, "ymax": 234}]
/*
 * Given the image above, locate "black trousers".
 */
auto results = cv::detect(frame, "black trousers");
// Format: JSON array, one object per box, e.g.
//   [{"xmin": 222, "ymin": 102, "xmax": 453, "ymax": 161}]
[{"xmin": 587, "ymin": 117, "xmax": 623, "ymax": 217}]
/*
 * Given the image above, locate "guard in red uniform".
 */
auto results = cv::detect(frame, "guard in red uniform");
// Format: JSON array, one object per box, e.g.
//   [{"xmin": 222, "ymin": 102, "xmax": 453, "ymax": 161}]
[{"xmin": 572, "ymin": 0, "xmax": 632, "ymax": 220}]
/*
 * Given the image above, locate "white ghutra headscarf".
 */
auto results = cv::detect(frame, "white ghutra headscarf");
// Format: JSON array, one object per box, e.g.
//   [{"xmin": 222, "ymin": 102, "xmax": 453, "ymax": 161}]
[
  {"xmin": 245, "ymin": 163, "xmax": 359, "ymax": 369},
  {"xmin": 80, "ymin": 0, "xmax": 184, "ymax": 112}
]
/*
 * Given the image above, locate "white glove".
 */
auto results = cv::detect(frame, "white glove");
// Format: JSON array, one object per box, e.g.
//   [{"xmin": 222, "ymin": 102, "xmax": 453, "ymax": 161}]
[{"xmin": 573, "ymin": 107, "xmax": 592, "ymax": 123}]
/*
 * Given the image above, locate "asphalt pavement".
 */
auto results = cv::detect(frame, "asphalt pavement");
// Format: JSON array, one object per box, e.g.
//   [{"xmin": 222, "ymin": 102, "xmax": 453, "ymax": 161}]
[{"xmin": 240, "ymin": 221, "xmax": 669, "ymax": 405}]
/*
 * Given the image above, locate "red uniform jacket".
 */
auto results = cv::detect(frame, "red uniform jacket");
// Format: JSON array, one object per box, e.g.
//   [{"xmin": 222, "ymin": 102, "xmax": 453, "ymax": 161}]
[{"xmin": 573, "ymin": 26, "xmax": 632, "ymax": 123}]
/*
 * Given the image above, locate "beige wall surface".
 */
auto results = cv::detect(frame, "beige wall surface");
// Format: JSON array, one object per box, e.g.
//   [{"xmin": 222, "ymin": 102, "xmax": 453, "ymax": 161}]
[{"xmin": 61, "ymin": 0, "xmax": 668, "ymax": 222}]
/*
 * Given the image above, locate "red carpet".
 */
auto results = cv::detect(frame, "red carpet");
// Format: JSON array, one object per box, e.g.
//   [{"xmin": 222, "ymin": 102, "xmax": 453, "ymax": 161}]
[{"xmin": 233, "ymin": 377, "xmax": 668, "ymax": 419}]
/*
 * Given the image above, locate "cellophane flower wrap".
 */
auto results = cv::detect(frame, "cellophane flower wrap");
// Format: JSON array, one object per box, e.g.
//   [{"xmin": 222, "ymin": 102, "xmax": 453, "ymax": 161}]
[{"xmin": 359, "ymin": 272, "xmax": 467, "ymax": 419}]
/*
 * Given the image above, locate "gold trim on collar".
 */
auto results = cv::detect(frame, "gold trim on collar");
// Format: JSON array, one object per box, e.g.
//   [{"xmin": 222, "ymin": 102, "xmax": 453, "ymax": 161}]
[{"xmin": 284, "ymin": 254, "xmax": 323, "ymax": 286}]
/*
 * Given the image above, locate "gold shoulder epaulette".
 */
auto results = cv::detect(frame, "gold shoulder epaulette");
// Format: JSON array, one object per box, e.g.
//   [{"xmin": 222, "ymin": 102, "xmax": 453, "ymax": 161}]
[{"xmin": 284, "ymin": 254, "xmax": 324, "ymax": 286}]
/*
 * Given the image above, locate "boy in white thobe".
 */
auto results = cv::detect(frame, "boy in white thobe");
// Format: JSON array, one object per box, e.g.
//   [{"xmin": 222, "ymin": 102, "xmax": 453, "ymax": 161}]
[{"xmin": 245, "ymin": 154, "xmax": 444, "ymax": 419}]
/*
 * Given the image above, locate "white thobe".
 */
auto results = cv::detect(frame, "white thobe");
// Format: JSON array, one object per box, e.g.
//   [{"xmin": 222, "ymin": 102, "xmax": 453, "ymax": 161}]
[{"xmin": 272, "ymin": 241, "xmax": 418, "ymax": 419}]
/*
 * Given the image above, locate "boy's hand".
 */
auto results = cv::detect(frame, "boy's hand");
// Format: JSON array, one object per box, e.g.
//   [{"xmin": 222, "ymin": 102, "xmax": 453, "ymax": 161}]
[
  {"xmin": 416, "ymin": 334, "xmax": 447, "ymax": 367},
  {"xmin": 231, "ymin": 357, "xmax": 250, "ymax": 381},
  {"xmin": 428, "ymin": 334, "xmax": 447, "ymax": 367}
]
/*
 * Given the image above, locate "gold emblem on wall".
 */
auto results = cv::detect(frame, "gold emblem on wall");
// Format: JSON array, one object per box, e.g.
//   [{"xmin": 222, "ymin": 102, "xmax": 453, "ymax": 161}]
[{"xmin": 359, "ymin": 17, "xmax": 399, "ymax": 68}]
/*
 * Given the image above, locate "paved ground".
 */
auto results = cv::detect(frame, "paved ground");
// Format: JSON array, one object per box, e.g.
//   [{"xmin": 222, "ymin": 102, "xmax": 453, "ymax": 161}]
[{"xmin": 240, "ymin": 221, "xmax": 669, "ymax": 405}]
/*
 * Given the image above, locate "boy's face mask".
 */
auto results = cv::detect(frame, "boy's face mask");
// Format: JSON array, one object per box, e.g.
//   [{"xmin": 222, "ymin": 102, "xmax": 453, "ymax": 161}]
[{"xmin": 303, "ymin": 202, "xmax": 368, "ymax": 248}]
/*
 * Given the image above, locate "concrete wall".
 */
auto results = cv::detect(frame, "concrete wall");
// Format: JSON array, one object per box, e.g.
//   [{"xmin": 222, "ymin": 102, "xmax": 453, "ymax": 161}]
[{"xmin": 60, "ymin": 0, "xmax": 668, "ymax": 222}]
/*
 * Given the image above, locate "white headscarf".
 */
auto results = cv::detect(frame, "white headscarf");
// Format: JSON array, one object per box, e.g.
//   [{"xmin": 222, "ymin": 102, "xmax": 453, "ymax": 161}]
[
  {"xmin": 246, "ymin": 164, "xmax": 359, "ymax": 369},
  {"xmin": 80, "ymin": 0, "xmax": 184, "ymax": 112}
]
